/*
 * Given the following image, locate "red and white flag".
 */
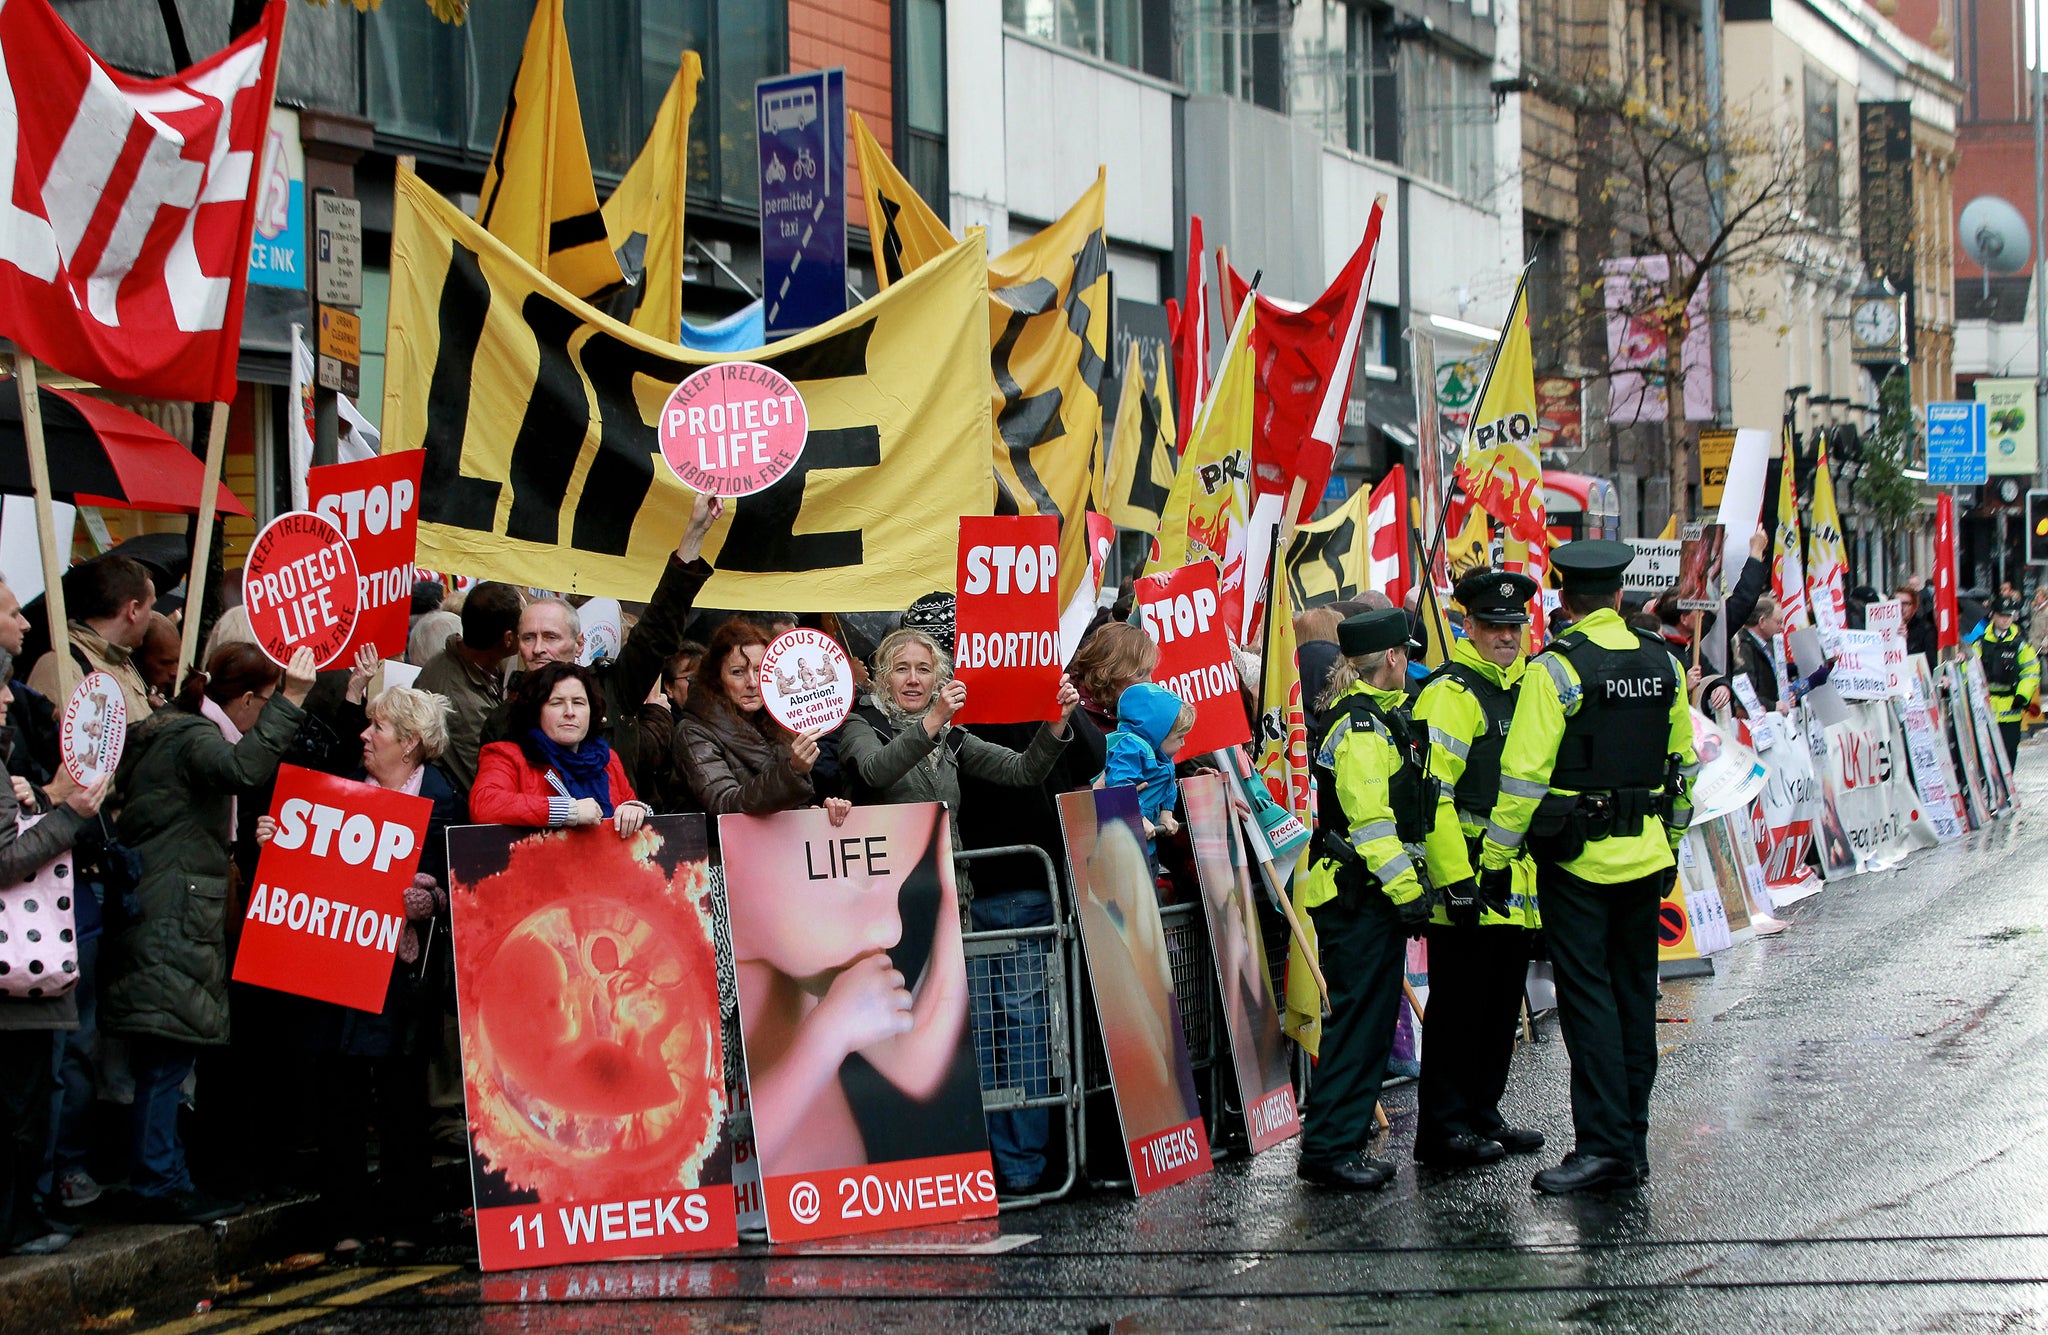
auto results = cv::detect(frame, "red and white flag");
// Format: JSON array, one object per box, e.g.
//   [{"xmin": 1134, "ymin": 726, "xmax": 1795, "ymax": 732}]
[
  {"xmin": 1220, "ymin": 202, "xmax": 1386, "ymax": 524},
  {"xmin": 1365, "ymin": 465, "xmax": 1410, "ymax": 608},
  {"xmin": 1171, "ymin": 214, "xmax": 1211, "ymax": 453},
  {"xmin": 0, "ymin": 0, "xmax": 286, "ymax": 402}
]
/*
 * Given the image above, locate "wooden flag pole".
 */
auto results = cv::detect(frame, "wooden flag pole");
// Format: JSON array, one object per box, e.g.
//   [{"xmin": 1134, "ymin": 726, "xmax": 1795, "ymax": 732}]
[
  {"xmin": 1251, "ymin": 852, "xmax": 1328, "ymax": 1008},
  {"xmin": 176, "ymin": 401, "xmax": 231, "ymax": 685},
  {"xmin": 14, "ymin": 354, "xmax": 77, "ymax": 698}
]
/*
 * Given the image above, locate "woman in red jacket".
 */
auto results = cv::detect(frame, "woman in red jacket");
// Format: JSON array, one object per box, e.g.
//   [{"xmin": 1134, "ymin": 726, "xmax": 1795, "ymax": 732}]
[{"xmin": 471, "ymin": 661, "xmax": 651, "ymax": 836}]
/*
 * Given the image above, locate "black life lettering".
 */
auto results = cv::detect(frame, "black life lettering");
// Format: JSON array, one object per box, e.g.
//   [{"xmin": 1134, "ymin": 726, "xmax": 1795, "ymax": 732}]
[
  {"xmin": 571, "ymin": 327, "xmax": 684, "ymax": 555},
  {"xmin": 419, "ymin": 243, "xmax": 502, "ymax": 533},
  {"xmin": 504, "ymin": 295, "xmax": 594, "ymax": 544},
  {"xmin": 1123, "ymin": 349, "xmax": 1172, "ymax": 517},
  {"xmin": 1287, "ymin": 516, "xmax": 1359, "ymax": 607}
]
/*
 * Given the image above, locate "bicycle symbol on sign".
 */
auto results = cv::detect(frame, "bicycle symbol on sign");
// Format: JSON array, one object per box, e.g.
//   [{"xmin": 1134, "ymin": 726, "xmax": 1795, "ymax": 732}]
[{"xmin": 793, "ymin": 147, "xmax": 817, "ymax": 181}]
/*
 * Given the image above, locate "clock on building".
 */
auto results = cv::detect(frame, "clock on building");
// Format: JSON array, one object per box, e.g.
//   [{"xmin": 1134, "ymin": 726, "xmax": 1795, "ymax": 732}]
[{"xmin": 1850, "ymin": 284, "xmax": 1907, "ymax": 366}]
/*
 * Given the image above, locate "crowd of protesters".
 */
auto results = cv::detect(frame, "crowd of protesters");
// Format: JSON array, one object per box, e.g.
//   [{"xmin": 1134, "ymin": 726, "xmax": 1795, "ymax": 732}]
[{"xmin": 0, "ymin": 494, "xmax": 2026, "ymax": 1260}]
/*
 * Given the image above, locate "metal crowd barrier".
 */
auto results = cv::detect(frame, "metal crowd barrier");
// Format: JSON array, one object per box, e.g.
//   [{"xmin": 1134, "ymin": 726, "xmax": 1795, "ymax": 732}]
[{"xmin": 956, "ymin": 844, "xmax": 1082, "ymax": 1210}]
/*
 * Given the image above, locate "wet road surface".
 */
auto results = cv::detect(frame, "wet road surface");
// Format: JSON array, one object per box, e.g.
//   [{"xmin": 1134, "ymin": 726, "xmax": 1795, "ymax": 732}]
[{"xmin": 96, "ymin": 751, "xmax": 2048, "ymax": 1332}]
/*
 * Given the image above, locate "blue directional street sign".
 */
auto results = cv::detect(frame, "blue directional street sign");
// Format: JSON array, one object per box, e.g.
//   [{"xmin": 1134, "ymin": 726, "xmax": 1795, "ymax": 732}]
[
  {"xmin": 1925, "ymin": 401, "xmax": 1987, "ymax": 486},
  {"xmin": 756, "ymin": 68, "xmax": 847, "ymax": 340}
]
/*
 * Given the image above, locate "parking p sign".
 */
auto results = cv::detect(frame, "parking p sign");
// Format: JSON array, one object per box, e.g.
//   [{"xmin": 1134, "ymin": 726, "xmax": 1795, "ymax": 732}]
[{"xmin": 1926, "ymin": 401, "xmax": 1987, "ymax": 486}]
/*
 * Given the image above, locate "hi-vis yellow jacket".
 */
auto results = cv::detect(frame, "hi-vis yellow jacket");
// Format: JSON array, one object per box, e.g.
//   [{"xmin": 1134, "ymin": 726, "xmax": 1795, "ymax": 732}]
[
  {"xmin": 1477, "ymin": 608, "xmax": 1699, "ymax": 885},
  {"xmin": 1302, "ymin": 680, "xmax": 1426, "ymax": 912},
  {"xmin": 1413, "ymin": 638, "xmax": 1539, "ymax": 928}
]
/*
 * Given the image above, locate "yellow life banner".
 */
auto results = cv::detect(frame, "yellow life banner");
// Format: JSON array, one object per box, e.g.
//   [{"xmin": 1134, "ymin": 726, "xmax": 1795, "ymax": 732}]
[
  {"xmin": 1807, "ymin": 434, "xmax": 1850, "ymax": 632},
  {"xmin": 383, "ymin": 167, "xmax": 993, "ymax": 609},
  {"xmin": 1103, "ymin": 340, "xmax": 1177, "ymax": 533},
  {"xmin": 600, "ymin": 51, "xmax": 702, "ymax": 340},
  {"xmin": 1283, "ymin": 486, "xmax": 1371, "ymax": 609},
  {"xmin": 852, "ymin": 112, "xmax": 955, "ymax": 289},
  {"xmin": 474, "ymin": 0, "xmax": 623, "ymax": 299},
  {"xmin": 1454, "ymin": 275, "xmax": 1544, "ymax": 544}
]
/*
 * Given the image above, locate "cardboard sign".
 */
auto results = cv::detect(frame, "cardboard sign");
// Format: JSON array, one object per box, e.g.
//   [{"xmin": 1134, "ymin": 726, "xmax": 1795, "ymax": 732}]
[
  {"xmin": 658, "ymin": 361, "xmax": 808, "ymax": 497},
  {"xmin": 1058, "ymin": 786, "xmax": 1214, "ymax": 1195},
  {"xmin": 719, "ymin": 803, "xmax": 997, "ymax": 1241},
  {"xmin": 1687, "ymin": 708, "xmax": 1767, "ymax": 824},
  {"xmin": 758, "ymin": 629, "xmax": 854, "ymax": 734},
  {"xmin": 1744, "ymin": 712, "xmax": 1822, "ymax": 905},
  {"xmin": 244, "ymin": 511, "xmax": 361, "ymax": 669},
  {"xmin": 1674, "ymin": 522, "xmax": 1725, "ymax": 611},
  {"xmin": 447, "ymin": 816, "xmax": 734, "ymax": 1270},
  {"xmin": 59, "ymin": 671, "xmax": 125, "ymax": 786},
  {"xmin": 1183, "ymin": 775, "xmax": 1298, "ymax": 1154},
  {"xmin": 953, "ymin": 515, "xmax": 1062, "ymax": 724},
  {"xmin": 232, "ymin": 765, "xmax": 431, "ymax": 1012},
  {"xmin": 1864, "ymin": 599, "xmax": 1909, "ymax": 699},
  {"xmin": 309, "ymin": 451, "xmax": 423, "ymax": 660},
  {"xmin": 1830, "ymin": 630, "xmax": 1890, "ymax": 701},
  {"xmin": 1132, "ymin": 562, "xmax": 1251, "ymax": 754},
  {"xmin": 1623, "ymin": 538, "xmax": 1683, "ymax": 593}
]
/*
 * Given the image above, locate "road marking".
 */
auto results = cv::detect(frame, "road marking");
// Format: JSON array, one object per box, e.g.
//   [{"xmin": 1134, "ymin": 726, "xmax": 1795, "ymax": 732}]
[{"xmin": 130, "ymin": 1267, "xmax": 455, "ymax": 1335}]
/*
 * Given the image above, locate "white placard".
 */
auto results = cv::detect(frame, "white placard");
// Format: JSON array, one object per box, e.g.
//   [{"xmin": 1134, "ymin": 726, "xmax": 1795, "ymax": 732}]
[{"xmin": 758, "ymin": 629, "xmax": 854, "ymax": 735}]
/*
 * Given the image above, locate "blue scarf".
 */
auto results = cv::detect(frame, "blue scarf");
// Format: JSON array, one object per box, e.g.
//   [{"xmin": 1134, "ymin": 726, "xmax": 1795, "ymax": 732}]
[{"xmin": 527, "ymin": 728, "xmax": 616, "ymax": 817}]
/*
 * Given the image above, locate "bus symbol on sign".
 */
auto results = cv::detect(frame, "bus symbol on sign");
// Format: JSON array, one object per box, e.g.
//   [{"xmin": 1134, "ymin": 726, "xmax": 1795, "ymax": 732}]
[{"xmin": 761, "ymin": 87, "xmax": 817, "ymax": 134}]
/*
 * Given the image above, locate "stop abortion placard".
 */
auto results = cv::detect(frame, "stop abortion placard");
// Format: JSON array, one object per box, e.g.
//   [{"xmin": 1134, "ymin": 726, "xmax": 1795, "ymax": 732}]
[
  {"xmin": 1133, "ymin": 562, "xmax": 1250, "ymax": 755},
  {"xmin": 309, "ymin": 451, "xmax": 424, "ymax": 659},
  {"xmin": 953, "ymin": 515, "xmax": 1062, "ymax": 723},
  {"xmin": 244, "ymin": 511, "xmax": 361, "ymax": 669},
  {"xmin": 233, "ymin": 765, "xmax": 432, "ymax": 1012}
]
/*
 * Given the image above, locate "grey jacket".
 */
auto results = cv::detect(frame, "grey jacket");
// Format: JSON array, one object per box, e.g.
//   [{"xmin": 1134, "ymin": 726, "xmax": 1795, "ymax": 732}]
[
  {"xmin": 0, "ymin": 782, "xmax": 87, "ymax": 1031},
  {"xmin": 836, "ymin": 704, "xmax": 1067, "ymax": 895},
  {"xmin": 103, "ymin": 695, "xmax": 304, "ymax": 1046}
]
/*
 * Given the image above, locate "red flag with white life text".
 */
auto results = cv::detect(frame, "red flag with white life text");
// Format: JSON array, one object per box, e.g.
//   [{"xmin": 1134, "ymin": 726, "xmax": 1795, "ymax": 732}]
[
  {"xmin": 1365, "ymin": 466, "xmax": 1410, "ymax": 608},
  {"xmin": 1935, "ymin": 492, "xmax": 1959, "ymax": 650},
  {"xmin": 0, "ymin": 0, "xmax": 287, "ymax": 402}
]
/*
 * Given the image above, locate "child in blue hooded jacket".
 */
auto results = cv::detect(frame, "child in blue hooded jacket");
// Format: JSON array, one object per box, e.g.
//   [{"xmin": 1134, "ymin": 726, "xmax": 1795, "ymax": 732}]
[{"xmin": 1103, "ymin": 682, "xmax": 1196, "ymax": 854}]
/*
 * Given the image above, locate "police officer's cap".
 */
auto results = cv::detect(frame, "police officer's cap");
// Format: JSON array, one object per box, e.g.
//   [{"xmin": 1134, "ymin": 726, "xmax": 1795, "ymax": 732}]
[
  {"xmin": 1454, "ymin": 569, "xmax": 1539, "ymax": 625},
  {"xmin": 1338, "ymin": 608, "xmax": 1412, "ymax": 657},
  {"xmin": 1994, "ymin": 594, "xmax": 2023, "ymax": 617},
  {"xmin": 1551, "ymin": 539, "xmax": 1636, "ymax": 595}
]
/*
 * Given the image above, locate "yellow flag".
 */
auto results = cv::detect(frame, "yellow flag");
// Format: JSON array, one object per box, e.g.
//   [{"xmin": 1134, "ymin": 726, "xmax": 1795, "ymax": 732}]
[
  {"xmin": 384, "ymin": 166, "xmax": 993, "ymax": 608},
  {"xmin": 474, "ymin": 0, "xmax": 624, "ymax": 299},
  {"xmin": 1283, "ymin": 487, "xmax": 1371, "ymax": 608},
  {"xmin": 1656, "ymin": 513, "xmax": 1678, "ymax": 540},
  {"xmin": 1454, "ymin": 275, "xmax": 1544, "ymax": 544},
  {"xmin": 1445, "ymin": 505, "xmax": 1493, "ymax": 584},
  {"xmin": 1150, "ymin": 298, "xmax": 1254, "ymax": 606},
  {"xmin": 1807, "ymin": 432, "xmax": 1850, "ymax": 631},
  {"xmin": 1103, "ymin": 342, "xmax": 1178, "ymax": 532},
  {"xmin": 991, "ymin": 170, "xmax": 1111, "ymax": 610},
  {"xmin": 851, "ymin": 112, "xmax": 955, "ymax": 289},
  {"xmin": 601, "ymin": 51, "xmax": 701, "ymax": 340}
]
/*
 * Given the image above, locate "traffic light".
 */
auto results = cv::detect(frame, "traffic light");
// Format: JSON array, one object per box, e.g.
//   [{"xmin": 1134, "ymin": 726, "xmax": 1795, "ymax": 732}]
[{"xmin": 2028, "ymin": 489, "xmax": 2048, "ymax": 566}]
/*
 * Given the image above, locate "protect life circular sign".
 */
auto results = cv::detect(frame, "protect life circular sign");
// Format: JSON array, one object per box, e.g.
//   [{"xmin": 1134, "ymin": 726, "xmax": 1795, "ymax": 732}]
[
  {"xmin": 244, "ymin": 511, "xmax": 361, "ymax": 670},
  {"xmin": 658, "ymin": 361, "xmax": 808, "ymax": 498},
  {"xmin": 758, "ymin": 629, "xmax": 854, "ymax": 735}
]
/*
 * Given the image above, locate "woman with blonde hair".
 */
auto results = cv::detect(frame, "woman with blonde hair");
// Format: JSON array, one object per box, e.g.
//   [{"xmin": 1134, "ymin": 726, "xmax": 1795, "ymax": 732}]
[{"xmin": 256, "ymin": 682, "xmax": 463, "ymax": 1262}]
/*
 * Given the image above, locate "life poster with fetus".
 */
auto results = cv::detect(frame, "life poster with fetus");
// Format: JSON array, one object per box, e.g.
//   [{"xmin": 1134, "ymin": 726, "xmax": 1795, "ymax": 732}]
[
  {"xmin": 719, "ymin": 802, "xmax": 997, "ymax": 1241},
  {"xmin": 1182, "ymin": 775, "xmax": 1299, "ymax": 1154},
  {"xmin": 1058, "ymin": 786, "xmax": 1214, "ymax": 1194},
  {"xmin": 446, "ymin": 816, "xmax": 735, "ymax": 1271}
]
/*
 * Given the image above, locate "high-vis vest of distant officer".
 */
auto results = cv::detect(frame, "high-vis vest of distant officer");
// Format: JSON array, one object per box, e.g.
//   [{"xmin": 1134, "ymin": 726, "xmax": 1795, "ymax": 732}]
[
  {"xmin": 1314, "ymin": 692, "xmax": 1432, "ymax": 851},
  {"xmin": 1983, "ymin": 630, "xmax": 2023, "ymax": 691},
  {"xmin": 1422, "ymin": 661, "xmax": 1515, "ymax": 814}
]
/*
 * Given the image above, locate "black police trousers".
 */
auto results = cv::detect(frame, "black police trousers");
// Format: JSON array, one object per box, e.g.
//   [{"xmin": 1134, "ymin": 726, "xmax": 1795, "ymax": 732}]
[
  {"xmin": 1540, "ymin": 863, "xmax": 1666, "ymax": 1164},
  {"xmin": 1417, "ymin": 923, "xmax": 1532, "ymax": 1145},
  {"xmin": 1300, "ymin": 884, "xmax": 1407, "ymax": 1167}
]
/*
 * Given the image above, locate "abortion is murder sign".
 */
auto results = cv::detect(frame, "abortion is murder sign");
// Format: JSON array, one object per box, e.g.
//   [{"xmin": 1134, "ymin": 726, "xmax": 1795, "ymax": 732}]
[{"xmin": 233, "ymin": 765, "xmax": 431, "ymax": 1012}]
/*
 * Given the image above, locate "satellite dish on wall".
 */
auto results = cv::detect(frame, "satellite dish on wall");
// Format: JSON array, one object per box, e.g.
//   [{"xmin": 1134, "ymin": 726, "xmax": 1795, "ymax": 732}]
[{"xmin": 1960, "ymin": 196, "xmax": 2032, "ymax": 274}]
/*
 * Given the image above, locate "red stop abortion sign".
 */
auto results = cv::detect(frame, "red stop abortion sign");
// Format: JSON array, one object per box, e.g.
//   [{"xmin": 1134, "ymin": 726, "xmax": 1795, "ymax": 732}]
[
  {"xmin": 658, "ymin": 361, "xmax": 809, "ymax": 497},
  {"xmin": 244, "ymin": 511, "xmax": 361, "ymax": 669}
]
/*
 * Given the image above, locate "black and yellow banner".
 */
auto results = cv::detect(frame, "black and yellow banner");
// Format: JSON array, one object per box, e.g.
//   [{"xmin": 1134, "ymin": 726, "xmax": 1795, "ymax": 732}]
[
  {"xmin": 1283, "ymin": 488, "xmax": 1371, "ymax": 609},
  {"xmin": 384, "ymin": 168, "xmax": 994, "ymax": 609},
  {"xmin": 475, "ymin": 0, "xmax": 624, "ymax": 298},
  {"xmin": 1102, "ymin": 341, "xmax": 1177, "ymax": 533},
  {"xmin": 852, "ymin": 112, "xmax": 955, "ymax": 290}
]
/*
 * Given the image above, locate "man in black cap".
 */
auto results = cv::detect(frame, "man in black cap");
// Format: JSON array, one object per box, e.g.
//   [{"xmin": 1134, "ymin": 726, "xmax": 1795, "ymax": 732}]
[
  {"xmin": 1977, "ymin": 594, "xmax": 2038, "ymax": 769},
  {"xmin": 1296, "ymin": 607, "xmax": 1433, "ymax": 1191},
  {"xmin": 1474, "ymin": 539, "xmax": 1698, "ymax": 1194},
  {"xmin": 1410, "ymin": 569, "xmax": 1545, "ymax": 1169}
]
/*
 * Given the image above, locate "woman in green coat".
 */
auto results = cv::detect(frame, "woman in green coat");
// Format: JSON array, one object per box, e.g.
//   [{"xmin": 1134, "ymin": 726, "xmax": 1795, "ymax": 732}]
[{"xmin": 104, "ymin": 642, "xmax": 314, "ymax": 1226}]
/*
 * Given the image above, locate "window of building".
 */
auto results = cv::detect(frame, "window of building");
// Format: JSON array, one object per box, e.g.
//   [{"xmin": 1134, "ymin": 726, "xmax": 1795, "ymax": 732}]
[
  {"xmin": 1286, "ymin": 2, "xmax": 1397, "ymax": 162},
  {"xmin": 1181, "ymin": 0, "xmax": 1286, "ymax": 109},
  {"xmin": 1003, "ymin": 0, "xmax": 1173, "ymax": 80},
  {"xmin": 897, "ymin": 0, "xmax": 948, "ymax": 218},
  {"xmin": 362, "ymin": 0, "xmax": 785, "ymax": 212},
  {"xmin": 1803, "ymin": 64, "xmax": 1841, "ymax": 230},
  {"xmin": 1400, "ymin": 42, "xmax": 1494, "ymax": 201}
]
